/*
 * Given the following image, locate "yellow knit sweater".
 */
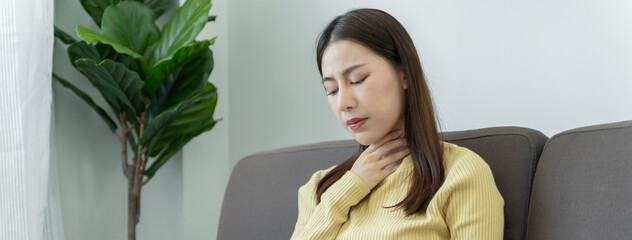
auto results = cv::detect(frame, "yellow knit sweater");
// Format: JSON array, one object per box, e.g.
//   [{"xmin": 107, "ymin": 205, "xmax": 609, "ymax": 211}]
[{"xmin": 290, "ymin": 142, "xmax": 504, "ymax": 240}]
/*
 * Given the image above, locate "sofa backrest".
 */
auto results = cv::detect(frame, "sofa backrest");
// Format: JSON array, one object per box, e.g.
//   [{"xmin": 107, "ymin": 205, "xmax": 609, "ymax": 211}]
[
  {"xmin": 526, "ymin": 120, "xmax": 632, "ymax": 240},
  {"xmin": 217, "ymin": 127, "xmax": 548, "ymax": 240},
  {"xmin": 217, "ymin": 140, "xmax": 358, "ymax": 240}
]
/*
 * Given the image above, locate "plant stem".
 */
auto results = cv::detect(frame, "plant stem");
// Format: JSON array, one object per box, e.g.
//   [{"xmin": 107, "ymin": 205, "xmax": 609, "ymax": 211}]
[
  {"xmin": 128, "ymin": 177, "xmax": 141, "ymax": 240},
  {"xmin": 120, "ymin": 113, "xmax": 129, "ymax": 178},
  {"xmin": 122, "ymin": 111, "xmax": 146, "ymax": 240},
  {"xmin": 135, "ymin": 112, "xmax": 146, "ymax": 179},
  {"xmin": 140, "ymin": 153, "xmax": 149, "ymax": 186}
]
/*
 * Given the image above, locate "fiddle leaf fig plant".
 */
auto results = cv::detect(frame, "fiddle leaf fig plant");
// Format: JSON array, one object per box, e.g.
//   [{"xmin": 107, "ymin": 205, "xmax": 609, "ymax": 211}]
[{"xmin": 53, "ymin": 0, "xmax": 218, "ymax": 239}]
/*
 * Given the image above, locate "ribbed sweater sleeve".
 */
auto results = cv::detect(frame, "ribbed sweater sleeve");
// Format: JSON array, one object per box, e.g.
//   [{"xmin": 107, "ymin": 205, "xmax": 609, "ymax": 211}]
[
  {"xmin": 444, "ymin": 154, "xmax": 505, "ymax": 239},
  {"xmin": 290, "ymin": 170, "xmax": 371, "ymax": 240}
]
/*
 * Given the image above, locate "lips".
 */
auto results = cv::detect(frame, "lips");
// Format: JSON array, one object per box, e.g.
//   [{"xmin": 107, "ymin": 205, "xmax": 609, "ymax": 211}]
[
  {"xmin": 346, "ymin": 118, "xmax": 367, "ymax": 130},
  {"xmin": 346, "ymin": 118, "xmax": 366, "ymax": 125}
]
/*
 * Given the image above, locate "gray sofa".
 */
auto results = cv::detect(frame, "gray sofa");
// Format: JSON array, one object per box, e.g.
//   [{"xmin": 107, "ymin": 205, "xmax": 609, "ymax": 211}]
[{"xmin": 218, "ymin": 120, "xmax": 632, "ymax": 240}]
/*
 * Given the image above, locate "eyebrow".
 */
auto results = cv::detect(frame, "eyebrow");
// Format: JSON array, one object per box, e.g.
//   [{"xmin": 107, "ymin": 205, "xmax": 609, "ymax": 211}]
[{"xmin": 322, "ymin": 63, "xmax": 366, "ymax": 82}]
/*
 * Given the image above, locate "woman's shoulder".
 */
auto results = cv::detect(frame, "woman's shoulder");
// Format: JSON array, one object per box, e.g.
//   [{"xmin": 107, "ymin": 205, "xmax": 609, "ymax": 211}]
[
  {"xmin": 438, "ymin": 142, "xmax": 504, "ymax": 205},
  {"xmin": 440, "ymin": 141, "xmax": 494, "ymax": 180},
  {"xmin": 300, "ymin": 164, "xmax": 338, "ymax": 189}
]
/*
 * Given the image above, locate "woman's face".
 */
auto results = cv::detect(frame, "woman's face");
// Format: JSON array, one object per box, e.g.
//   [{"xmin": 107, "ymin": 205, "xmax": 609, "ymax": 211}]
[{"xmin": 321, "ymin": 40, "xmax": 407, "ymax": 146}]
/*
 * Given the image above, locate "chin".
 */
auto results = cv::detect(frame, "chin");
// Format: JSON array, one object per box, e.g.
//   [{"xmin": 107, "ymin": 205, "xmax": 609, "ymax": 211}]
[{"xmin": 351, "ymin": 132, "xmax": 376, "ymax": 146}]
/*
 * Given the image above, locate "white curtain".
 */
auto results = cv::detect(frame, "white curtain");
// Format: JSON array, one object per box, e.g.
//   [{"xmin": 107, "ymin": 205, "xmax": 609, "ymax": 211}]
[{"xmin": 0, "ymin": 0, "xmax": 64, "ymax": 239}]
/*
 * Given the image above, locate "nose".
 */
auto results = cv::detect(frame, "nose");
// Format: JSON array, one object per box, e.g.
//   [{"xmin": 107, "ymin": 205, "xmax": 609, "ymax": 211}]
[{"xmin": 337, "ymin": 85, "xmax": 357, "ymax": 112}]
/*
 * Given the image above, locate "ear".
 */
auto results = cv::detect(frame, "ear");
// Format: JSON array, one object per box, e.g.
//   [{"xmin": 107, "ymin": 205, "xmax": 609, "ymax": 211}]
[{"xmin": 398, "ymin": 68, "xmax": 408, "ymax": 90}]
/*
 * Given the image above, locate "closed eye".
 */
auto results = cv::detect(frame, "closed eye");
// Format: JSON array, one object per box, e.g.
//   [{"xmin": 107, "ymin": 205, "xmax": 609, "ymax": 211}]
[
  {"xmin": 351, "ymin": 76, "xmax": 368, "ymax": 85},
  {"xmin": 325, "ymin": 75, "xmax": 368, "ymax": 96}
]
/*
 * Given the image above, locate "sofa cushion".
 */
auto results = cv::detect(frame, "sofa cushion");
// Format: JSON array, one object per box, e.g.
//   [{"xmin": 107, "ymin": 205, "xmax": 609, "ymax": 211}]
[
  {"xmin": 218, "ymin": 126, "xmax": 547, "ymax": 240},
  {"xmin": 526, "ymin": 120, "xmax": 632, "ymax": 240}
]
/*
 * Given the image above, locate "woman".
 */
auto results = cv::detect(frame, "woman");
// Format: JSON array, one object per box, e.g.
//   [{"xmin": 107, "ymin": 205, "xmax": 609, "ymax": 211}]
[{"xmin": 290, "ymin": 8, "xmax": 504, "ymax": 240}]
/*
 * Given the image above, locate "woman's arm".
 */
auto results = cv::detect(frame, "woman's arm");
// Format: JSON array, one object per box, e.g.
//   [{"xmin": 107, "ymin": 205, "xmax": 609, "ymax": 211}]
[
  {"xmin": 290, "ymin": 170, "xmax": 370, "ymax": 240},
  {"xmin": 444, "ymin": 154, "xmax": 505, "ymax": 239}
]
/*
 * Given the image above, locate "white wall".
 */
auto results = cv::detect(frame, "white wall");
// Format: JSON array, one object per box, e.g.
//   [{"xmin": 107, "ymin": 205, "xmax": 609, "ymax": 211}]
[{"xmin": 227, "ymin": 0, "xmax": 632, "ymax": 166}]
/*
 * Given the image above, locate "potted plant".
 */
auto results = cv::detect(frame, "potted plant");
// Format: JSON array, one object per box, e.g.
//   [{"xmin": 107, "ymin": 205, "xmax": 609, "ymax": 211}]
[{"xmin": 53, "ymin": 0, "xmax": 219, "ymax": 239}]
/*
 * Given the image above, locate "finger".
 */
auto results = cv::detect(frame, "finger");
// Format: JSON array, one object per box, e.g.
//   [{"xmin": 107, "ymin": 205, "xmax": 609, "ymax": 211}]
[
  {"xmin": 371, "ymin": 138, "xmax": 408, "ymax": 160},
  {"xmin": 383, "ymin": 145, "xmax": 409, "ymax": 159},
  {"xmin": 366, "ymin": 130, "xmax": 403, "ymax": 153},
  {"xmin": 366, "ymin": 131, "xmax": 401, "ymax": 153},
  {"xmin": 383, "ymin": 161, "xmax": 402, "ymax": 171},
  {"xmin": 377, "ymin": 161, "xmax": 401, "ymax": 178},
  {"xmin": 378, "ymin": 147, "xmax": 410, "ymax": 169}
]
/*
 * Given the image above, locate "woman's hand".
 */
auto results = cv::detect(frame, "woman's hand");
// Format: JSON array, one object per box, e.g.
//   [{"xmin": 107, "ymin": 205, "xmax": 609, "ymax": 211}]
[{"xmin": 350, "ymin": 130, "xmax": 410, "ymax": 190}]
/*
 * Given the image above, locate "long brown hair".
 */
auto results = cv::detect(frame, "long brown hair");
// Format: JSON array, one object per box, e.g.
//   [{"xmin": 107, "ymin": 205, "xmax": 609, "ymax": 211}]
[{"xmin": 315, "ymin": 8, "xmax": 445, "ymax": 216}]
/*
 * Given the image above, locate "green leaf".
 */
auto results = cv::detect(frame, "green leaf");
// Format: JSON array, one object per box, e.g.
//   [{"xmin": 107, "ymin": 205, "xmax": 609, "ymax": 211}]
[
  {"xmin": 144, "ymin": 82, "xmax": 218, "ymax": 179},
  {"xmin": 142, "ymin": 39, "xmax": 215, "ymax": 95},
  {"xmin": 100, "ymin": 1, "xmax": 160, "ymax": 59},
  {"xmin": 67, "ymin": 41, "xmax": 128, "ymax": 64},
  {"xmin": 67, "ymin": 41, "xmax": 142, "ymax": 79},
  {"xmin": 143, "ymin": 0, "xmax": 177, "ymax": 20},
  {"xmin": 150, "ymin": 0, "xmax": 212, "ymax": 65},
  {"xmin": 76, "ymin": 26, "xmax": 144, "ymax": 60},
  {"xmin": 54, "ymin": 26, "xmax": 77, "ymax": 44},
  {"xmin": 207, "ymin": 15, "xmax": 216, "ymax": 22},
  {"xmin": 74, "ymin": 58, "xmax": 146, "ymax": 115},
  {"xmin": 79, "ymin": 0, "xmax": 119, "ymax": 27},
  {"xmin": 149, "ymin": 45, "xmax": 213, "ymax": 117},
  {"xmin": 67, "ymin": 41, "xmax": 101, "ymax": 65},
  {"xmin": 144, "ymin": 119, "xmax": 216, "ymax": 179},
  {"xmin": 138, "ymin": 95, "xmax": 197, "ymax": 147},
  {"xmin": 139, "ymin": 81, "xmax": 216, "ymax": 147},
  {"xmin": 52, "ymin": 73, "xmax": 118, "ymax": 132},
  {"xmin": 95, "ymin": 43, "xmax": 133, "ymax": 69},
  {"xmin": 128, "ymin": 131, "xmax": 138, "ymax": 156},
  {"xmin": 146, "ymin": 82, "xmax": 217, "ymax": 156},
  {"xmin": 75, "ymin": 2, "xmax": 159, "ymax": 74}
]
